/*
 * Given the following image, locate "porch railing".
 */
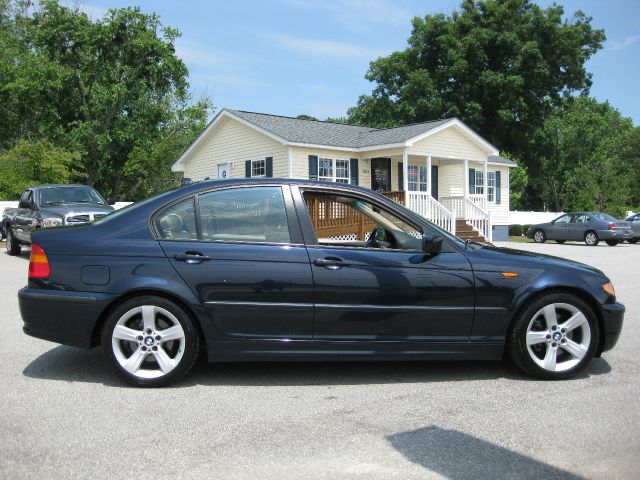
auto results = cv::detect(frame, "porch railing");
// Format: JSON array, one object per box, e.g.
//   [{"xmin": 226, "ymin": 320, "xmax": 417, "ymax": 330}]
[
  {"xmin": 440, "ymin": 195, "xmax": 492, "ymax": 242},
  {"xmin": 405, "ymin": 191, "xmax": 456, "ymax": 235}
]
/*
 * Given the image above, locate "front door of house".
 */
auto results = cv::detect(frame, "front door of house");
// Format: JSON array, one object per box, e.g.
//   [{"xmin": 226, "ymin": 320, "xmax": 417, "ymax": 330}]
[
  {"xmin": 217, "ymin": 163, "xmax": 230, "ymax": 180},
  {"xmin": 371, "ymin": 158, "xmax": 391, "ymax": 192}
]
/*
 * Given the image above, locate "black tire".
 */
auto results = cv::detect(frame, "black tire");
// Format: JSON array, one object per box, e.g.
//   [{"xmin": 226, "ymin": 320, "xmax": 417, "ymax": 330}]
[
  {"xmin": 507, "ymin": 293, "xmax": 599, "ymax": 380},
  {"xmin": 533, "ymin": 230, "xmax": 546, "ymax": 243},
  {"xmin": 101, "ymin": 295, "xmax": 200, "ymax": 387},
  {"xmin": 584, "ymin": 231, "xmax": 599, "ymax": 246},
  {"xmin": 628, "ymin": 238, "xmax": 638, "ymax": 244},
  {"xmin": 5, "ymin": 227, "xmax": 21, "ymax": 256},
  {"xmin": 0, "ymin": 227, "xmax": 5, "ymax": 242},
  {"xmin": 605, "ymin": 240, "xmax": 619, "ymax": 246},
  {"xmin": 555, "ymin": 240, "xmax": 566, "ymax": 244}
]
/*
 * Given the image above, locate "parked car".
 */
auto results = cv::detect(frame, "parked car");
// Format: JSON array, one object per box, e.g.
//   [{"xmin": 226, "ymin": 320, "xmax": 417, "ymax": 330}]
[
  {"xmin": 19, "ymin": 180, "xmax": 624, "ymax": 387},
  {"xmin": 2, "ymin": 185, "xmax": 114, "ymax": 256},
  {"xmin": 624, "ymin": 212, "xmax": 640, "ymax": 243},
  {"xmin": 526, "ymin": 212, "xmax": 632, "ymax": 246}
]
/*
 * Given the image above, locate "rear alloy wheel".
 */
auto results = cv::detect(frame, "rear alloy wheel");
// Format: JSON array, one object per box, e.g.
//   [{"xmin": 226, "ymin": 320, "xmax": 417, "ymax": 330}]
[
  {"xmin": 584, "ymin": 231, "xmax": 599, "ymax": 246},
  {"xmin": 605, "ymin": 240, "xmax": 619, "ymax": 246},
  {"xmin": 533, "ymin": 230, "xmax": 546, "ymax": 243},
  {"xmin": 102, "ymin": 296, "xmax": 199, "ymax": 387},
  {"xmin": 5, "ymin": 228, "xmax": 21, "ymax": 256},
  {"xmin": 508, "ymin": 293, "xmax": 598, "ymax": 380}
]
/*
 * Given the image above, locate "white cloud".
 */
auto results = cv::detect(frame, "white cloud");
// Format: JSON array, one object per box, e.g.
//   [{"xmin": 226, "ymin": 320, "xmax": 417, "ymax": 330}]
[
  {"xmin": 65, "ymin": 2, "xmax": 109, "ymax": 19},
  {"xmin": 265, "ymin": 32, "xmax": 384, "ymax": 60},
  {"xmin": 174, "ymin": 38, "xmax": 235, "ymax": 67},
  {"xmin": 282, "ymin": 0, "xmax": 411, "ymax": 28},
  {"xmin": 607, "ymin": 34, "xmax": 640, "ymax": 51},
  {"xmin": 194, "ymin": 73, "xmax": 263, "ymax": 88}
]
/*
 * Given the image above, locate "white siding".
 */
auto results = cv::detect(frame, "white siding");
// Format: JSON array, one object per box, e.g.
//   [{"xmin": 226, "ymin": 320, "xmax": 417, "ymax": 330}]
[
  {"xmin": 438, "ymin": 163, "xmax": 465, "ymax": 197},
  {"xmin": 486, "ymin": 166, "xmax": 510, "ymax": 225},
  {"xmin": 410, "ymin": 127, "xmax": 489, "ymax": 162},
  {"xmin": 183, "ymin": 117, "xmax": 288, "ymax": 180}
]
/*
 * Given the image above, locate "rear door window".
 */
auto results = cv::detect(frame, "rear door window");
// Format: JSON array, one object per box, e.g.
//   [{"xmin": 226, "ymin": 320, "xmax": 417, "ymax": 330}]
[{"xmin": 198, "ymin": 187, "xmax": 291, "ymax": 244}]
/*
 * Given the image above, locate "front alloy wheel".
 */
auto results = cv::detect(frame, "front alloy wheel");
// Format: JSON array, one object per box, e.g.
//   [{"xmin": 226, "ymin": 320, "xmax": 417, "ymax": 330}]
[
  {"xmin": 533, "ymin": 230, "xmax": 546, "ymax": 243},
  {"xmin": 508, "ymin": 294, "xmax": 598, "ymax": 379},
  {"xmin": 102, "ymin": 296, "xmax": 199, "ymax": 387}
]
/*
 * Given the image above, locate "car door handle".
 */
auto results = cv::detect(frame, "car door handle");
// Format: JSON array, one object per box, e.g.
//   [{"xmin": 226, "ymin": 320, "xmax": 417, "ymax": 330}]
[
  {"xmin": 174, "ymin": 252, "xmax": 211, "ymax": 264},
  {"xmin": 313, "ymin": 257, "xmax": 350, "ymax": 270}
]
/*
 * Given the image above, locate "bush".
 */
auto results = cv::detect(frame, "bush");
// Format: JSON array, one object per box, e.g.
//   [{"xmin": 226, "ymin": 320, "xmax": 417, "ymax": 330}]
[{"xmin": 509, "ymin": 225, "xmax": 531, "ymax": 236}]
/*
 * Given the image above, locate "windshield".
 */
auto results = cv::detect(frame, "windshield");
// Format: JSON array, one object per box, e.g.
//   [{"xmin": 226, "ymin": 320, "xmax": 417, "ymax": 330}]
[{"xmin": 39, "ymin": 186, "xmax": 107, "ymax": 206}]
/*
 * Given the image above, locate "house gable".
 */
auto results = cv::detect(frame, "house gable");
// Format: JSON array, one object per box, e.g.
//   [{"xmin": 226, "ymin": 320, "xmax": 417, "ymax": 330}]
[
  {"xmin": 180, "ymin": 115, "xmax": 287, "ymax": 181},
  {"xmin": 409, "ymin": 124, "xmax": 494, "ymax": 162}
]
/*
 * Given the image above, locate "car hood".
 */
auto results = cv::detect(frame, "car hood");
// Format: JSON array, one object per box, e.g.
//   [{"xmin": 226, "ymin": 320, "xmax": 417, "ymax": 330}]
[
  {"xmin": 40, "ymin": 204, "xmax": 114, "ymax": 217},
  {"xmin": 465, "ymin": 243, "xmax": 607, "ymax": 278}
]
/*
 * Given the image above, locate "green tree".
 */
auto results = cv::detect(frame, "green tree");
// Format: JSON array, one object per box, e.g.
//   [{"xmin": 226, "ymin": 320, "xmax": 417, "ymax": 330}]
[
  {"xmin": 509, "ymin": 164, "xmax": 529, "ymax": 210},
  {"xmin": 120, "ymin": 99, "xmax": 211, "ymax": 201},
  {"xmin": 2, "ymin": 0, "xmax": 198, "ymax": 198},
  {"xmin": 536, "ymin": 97, "xmax": 633, "ymax": 216},
  {"xmin": 0, "ymin": 140, "xmax": 80, "ymax": 199},
  {"xmin": 347, "ymin": 0, "xmax": 605, "ymax": 182}
]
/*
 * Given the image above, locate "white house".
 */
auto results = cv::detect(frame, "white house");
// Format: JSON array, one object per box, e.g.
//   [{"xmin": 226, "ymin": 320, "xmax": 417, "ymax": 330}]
[{"xmin": 172, "ymin": 109, "xmax": 517, "ymax": 241}]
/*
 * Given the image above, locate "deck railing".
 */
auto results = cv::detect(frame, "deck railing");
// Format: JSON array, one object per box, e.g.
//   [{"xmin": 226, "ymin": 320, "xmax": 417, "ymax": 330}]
[
  {"xmin": 405, "ymin": 191, "xmax": 456, "ymax": 235},
  {"xmin": 304, "ymin": 198, "xmax": 375, "ymax": 239},
  {"xmin": 441, "ymin": 195, "xmax": 492, "ymax": 242}
]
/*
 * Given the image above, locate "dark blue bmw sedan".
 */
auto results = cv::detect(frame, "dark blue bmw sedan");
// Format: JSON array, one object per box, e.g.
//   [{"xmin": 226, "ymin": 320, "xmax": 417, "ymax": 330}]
[{"xmin": 19, "ymin": 180, "xmax": 624, "ymax": 386}]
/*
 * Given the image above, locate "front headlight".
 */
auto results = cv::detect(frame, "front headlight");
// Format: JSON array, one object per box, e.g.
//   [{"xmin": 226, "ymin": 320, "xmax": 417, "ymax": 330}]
[{"xmin": 42, "ymin": 217, "xmax": 63, "ymax": 228}]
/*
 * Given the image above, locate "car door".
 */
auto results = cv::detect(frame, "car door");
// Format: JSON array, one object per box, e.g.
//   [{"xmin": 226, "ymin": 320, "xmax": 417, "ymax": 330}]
[
  {"xmin": 567, "ymin": 213, "xmax": 590, "ymax": 240},
  {"xmin": 547, "ymin": 214, "xmax": 572, "ymax": 240},
  {"xmin": 294, "ymin": 186, "xmax": 475, "ymax": 341},
  {"xmin": 157, "ymin": 185, "xmax": 314, "ymax": 339}
]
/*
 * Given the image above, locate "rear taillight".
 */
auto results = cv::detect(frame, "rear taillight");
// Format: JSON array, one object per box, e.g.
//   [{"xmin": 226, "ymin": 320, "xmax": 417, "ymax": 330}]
[
  {"xmin": 29, "ymin": 243, "xmax": 51, "ymax": 278},
  {"xmin": 607, "ymin": 223, "xmax": 616, "ymax": 230}
]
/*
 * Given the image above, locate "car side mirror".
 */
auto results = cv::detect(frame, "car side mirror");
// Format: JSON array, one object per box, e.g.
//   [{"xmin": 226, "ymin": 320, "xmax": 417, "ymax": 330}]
[
  {"xmin": 422, "ymin": 233, "xmax": 443, "ymax": 254},
  {"xmin": 107, "ymin": 197, "xmax": 116, "ymax": 205}
]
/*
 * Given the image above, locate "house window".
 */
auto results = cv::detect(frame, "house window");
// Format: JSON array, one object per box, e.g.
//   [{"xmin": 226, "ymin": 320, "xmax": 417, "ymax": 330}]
[
  {"xmin": 318, "ymin": 157, "xmax": 350, "ymax": 183},
  {"xmin": 474, "ymin": 170, "xmax": 484, "ymax": 195},
  {"xmin": 251, "ymin": 159, "xmax": 265, "ymax": 178},
  {"xmin": 408, "ymin": 165, "xmax": 427, "ymax": 192},
  {"xmin": 487, "ymin": 171, "xmax": 496, "ymax": 202}
]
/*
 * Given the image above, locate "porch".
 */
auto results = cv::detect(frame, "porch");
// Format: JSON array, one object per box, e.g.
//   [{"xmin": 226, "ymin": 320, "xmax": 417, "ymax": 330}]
[{"xmin": 363, "ymin": 152, "xmax": 494, "ymax": 243}]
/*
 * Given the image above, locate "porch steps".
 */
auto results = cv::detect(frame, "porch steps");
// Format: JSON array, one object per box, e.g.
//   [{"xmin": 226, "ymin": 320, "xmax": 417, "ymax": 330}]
[{"xmin": 455, "ymin": 219, "xmax": 488, "ymax": 244}]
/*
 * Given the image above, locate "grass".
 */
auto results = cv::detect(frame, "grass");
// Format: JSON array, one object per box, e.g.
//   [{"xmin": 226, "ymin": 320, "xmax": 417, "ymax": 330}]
[{"xmin": 508, "ymin": 236, "xmax": 533, "ymax": 243}]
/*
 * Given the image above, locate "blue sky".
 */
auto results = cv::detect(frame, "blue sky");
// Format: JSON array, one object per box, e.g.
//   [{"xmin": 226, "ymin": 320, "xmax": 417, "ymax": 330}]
[{"xmin": 76, "ymin": 0, "xmax": 639, "ymax": 125}]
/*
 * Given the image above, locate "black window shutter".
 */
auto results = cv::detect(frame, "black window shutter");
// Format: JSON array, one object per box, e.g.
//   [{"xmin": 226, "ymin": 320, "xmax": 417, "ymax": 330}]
[
  {"xmin": 265, "ymin": 157, "xmax": 273, "ymax": 178},
  {"xmin": 245, "ymin": 160, "xmax": 251, "ymax": 178},
  {"xmin": 495, "ymin": 170, "xmax": 501, "ymax": 204},
  {"xmin": 468, "ymin": 168, "xmax": 475, "ymax": 194},
  {"xmin": 308, "ymin": 155, "xmax": 318, "ymax": 180},
  {"xmin": 350, "ymin": 158, "xmax": 358, "ymax": 185},
  {"xmin": 397, "ymin": 163, "xmax": 403, "ymax": 191}
]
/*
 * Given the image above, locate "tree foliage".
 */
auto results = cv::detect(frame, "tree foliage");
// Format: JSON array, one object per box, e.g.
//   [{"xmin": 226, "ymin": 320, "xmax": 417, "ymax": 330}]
[
  {"xmin": 535, "ymin": 97, "xmax": 633, "ymax": 216},
  {"xmin": 347, "ymin": 0, "xmax": 605, "ymax": 169},
  {"xmin": 0, "ymin": 140, "xmax": 80, "ymax": 198},
  {"xmin": 0, "ymin": 0, "xmax": 211, "ymax": 200}
]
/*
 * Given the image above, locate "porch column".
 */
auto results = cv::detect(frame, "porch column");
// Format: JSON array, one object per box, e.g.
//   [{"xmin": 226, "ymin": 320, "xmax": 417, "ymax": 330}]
[
  {"xmin": 426, "ymin": 155, "xmax": 432, "ymax": 196},
  {"xmin": 464, "ymin": 159, "xmax": 469, "ymax": 198},
  {"xmin": 483, "ymin": 156, "xmax": 488, "ymax": 208},
  {"xmin": 402, "ymin": 148, "xmax": 409, "ymax": 192}
]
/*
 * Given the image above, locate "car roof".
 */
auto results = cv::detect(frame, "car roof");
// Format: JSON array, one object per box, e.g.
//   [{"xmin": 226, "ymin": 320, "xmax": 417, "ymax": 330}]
[{"xmin": 176, "ymin": 178, "xmax": 374, "ymax": 196}]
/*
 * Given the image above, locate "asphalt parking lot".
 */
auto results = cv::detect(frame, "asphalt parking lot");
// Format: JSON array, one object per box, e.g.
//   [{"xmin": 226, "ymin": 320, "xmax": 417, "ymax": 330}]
[{"xmin": 0, "ymin": 240, "xmax": 638, "ymax": 479}]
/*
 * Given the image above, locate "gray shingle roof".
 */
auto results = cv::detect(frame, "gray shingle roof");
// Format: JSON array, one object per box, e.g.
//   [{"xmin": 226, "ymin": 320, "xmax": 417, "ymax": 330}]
[
  {"xmin": 488, "ymin": 155, "xmax": 518, "ymax": 166},
  {"xmin": 228, "ymin": 109, "xmax": 453, "ymax": 149}
]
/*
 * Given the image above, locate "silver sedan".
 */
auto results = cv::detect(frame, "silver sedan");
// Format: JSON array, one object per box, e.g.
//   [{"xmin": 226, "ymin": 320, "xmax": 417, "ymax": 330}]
[{"xmin": 526, "ymin": 212, "xmax": 633, "ymax": 246}]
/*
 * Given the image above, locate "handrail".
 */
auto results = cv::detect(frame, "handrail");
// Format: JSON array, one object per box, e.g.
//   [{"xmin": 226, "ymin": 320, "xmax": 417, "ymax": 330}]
[
  {"xmin": 440, "ymin": 195, "xmax": 492, "ymax": 242},
  {"xmin": 406, "ymin": 191, "xmax": 456, "ymax": 235}
]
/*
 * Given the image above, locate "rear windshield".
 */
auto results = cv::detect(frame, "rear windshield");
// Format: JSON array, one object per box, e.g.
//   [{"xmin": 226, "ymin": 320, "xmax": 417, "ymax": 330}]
[{"xmin": 591, "ymin": 213, "xmax": 617, "ymax": 222}]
